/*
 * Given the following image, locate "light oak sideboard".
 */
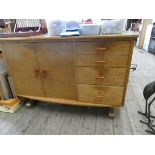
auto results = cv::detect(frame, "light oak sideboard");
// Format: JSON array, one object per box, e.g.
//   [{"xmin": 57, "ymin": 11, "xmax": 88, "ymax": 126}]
[{"xmin": 0, "ymin": 33, "xmax": 138, "ymax": 116}]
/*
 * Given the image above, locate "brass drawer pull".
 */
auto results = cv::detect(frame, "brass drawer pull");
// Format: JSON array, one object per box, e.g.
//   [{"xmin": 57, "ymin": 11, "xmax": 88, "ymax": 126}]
[
  {"xmin": 96, "ymin": 47, "xmax": 107, "ymax": 52},
  {"xmin": 96, "ymin": 60, "xmax": 106, "ymax": 63},
  {"xmin": 42, "ymin": 70, "xmax": 47, "ymax": 79},
  {"xmin": 34, "ymin": 69, "xmax": 39, "ymax": 78},
  {"xmin": 96, "ymin": 76, "xmax": 104, "ymax": 79}
]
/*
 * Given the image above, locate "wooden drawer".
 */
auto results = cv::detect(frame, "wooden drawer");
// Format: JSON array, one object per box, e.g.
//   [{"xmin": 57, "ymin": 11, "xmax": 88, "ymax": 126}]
[
  {"xmin": 77, "ymin": 67, "xmax": 126, "ymax": 86},
  {"xmin": 78, "ymin": 84, "xmax": 124, "ymax": 106},
  {"xmin": 75, "ymin": 41, "xmax": 130, "ymax": 54},
  {"xmin": 77, "ymin": 54, "xmax": 128, "ymax": 67}
]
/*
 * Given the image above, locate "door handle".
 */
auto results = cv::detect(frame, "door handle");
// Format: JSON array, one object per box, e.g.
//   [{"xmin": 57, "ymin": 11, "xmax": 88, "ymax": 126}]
[
  {"xmin": 96, "ymin": 60, "xmax": 106, "ymax": 63},
  {"xmin": 95, "ymin": 95, "xmax": 104, "ymax": 102},
  {"xmin": 96, "ymin": 76, "xmax": 104, "ymax": 79},
  {"xmin": 96, "ymin": 95, "xmax": 104, "ymax": 98},
  {"xmin": 42, "ymin": 70, "xmax": 47, "ymax": 79},
  {"xmin": 96, "ymin": 47, "xmax": 107, "ymax": 52},
  {"xmin": 34, "ymin": 69, "xmax": 39, "ymax": 78}
]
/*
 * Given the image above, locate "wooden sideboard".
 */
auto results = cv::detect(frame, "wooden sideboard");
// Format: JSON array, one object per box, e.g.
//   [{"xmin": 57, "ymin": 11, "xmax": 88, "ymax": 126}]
[{"xmin": 0, "ymin": 33, "xmax": 138, "ymax": 114}]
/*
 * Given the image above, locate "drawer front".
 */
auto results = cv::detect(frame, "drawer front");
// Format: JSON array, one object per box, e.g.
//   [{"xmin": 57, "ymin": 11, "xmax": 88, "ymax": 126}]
[
  {"xmin": 78, "ymin": 84, "xmax": 124, "ymax": 106},
  {"xmin": 75, "ymin": 41, "xmax": 130, "ymax": 54},
  {"xmin": 77, "ymin": 67, "xmax": 126, "ymax": 86},
  {"xmin": 77, "ymin": 54, "xmax": 128, "ymax": 67}
]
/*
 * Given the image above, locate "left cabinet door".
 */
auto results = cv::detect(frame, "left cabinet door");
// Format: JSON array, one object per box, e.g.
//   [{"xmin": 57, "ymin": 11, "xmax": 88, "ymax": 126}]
[{"xmin": 3, "ymin": 43, "xmax": 45, "ymax": 97}]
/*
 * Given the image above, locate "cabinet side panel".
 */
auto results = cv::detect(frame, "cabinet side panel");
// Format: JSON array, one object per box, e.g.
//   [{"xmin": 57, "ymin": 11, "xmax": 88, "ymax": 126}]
[{"xmin": 122, "ymin": 40, "xmax": 135, "ymax": 105}]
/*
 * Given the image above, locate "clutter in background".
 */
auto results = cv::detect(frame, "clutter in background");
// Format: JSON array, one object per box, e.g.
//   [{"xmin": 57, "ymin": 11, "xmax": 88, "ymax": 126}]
[
  {"xmin": 82, "ymin": 19, "xmax": 93, "ymax": 24},
  {"xmin": 60, "ymin": 20, "xmax": 80, "ymax": 36},
  {"xmin": 47, "ymin": 20, "xmax": 62, "ymax": 36},
  {"xmin": 0, "ymin": 49, "xmax": 20, "ymax": 113},
  {"xmin": 126, "ymin": 19, "xmax": 142, "ymax": 31},
  {"xmin": 0, "ymin": 51, "xmax": 16, "ymax": 100},
  {"xmin": 0, "ymin": 98, "xmax": 22, "ymax": 113},
  {"xmin": 0, "ymin": 19, "xmax": 48, "ymax": 38},
  {"xmin": 47, "ymin": 19, "xmax": 127, "ymax": 36},
  {"xmin": 47, "ymin": 20, "xmax": 80, "ymax": 36},
  {"xmin": 100, "ymin": 19, "xmax": 126, "ymax": 34},
  {"xmin": 0, "ymin": 19, "xmax": 128, "ymax": 37},
  {"xmin": 80, "ymin": 24, "xmax": 101, "ymax": 35}
]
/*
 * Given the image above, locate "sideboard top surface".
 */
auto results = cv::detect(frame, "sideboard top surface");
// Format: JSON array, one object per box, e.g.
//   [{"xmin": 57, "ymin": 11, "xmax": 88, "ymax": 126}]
[{"xmin": 0, "ymin": 32, "xmax": 138, "ymax": 42}]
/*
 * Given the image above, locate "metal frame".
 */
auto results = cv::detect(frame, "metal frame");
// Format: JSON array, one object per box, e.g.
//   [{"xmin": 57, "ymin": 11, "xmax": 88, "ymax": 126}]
[{"xmin": 138, "ymin": 97, "xmax": 155, "ymax": 134}]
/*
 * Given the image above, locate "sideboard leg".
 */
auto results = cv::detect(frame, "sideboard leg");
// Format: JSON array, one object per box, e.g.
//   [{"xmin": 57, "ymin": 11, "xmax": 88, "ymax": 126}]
[{"xmin": 108, "ymin": 108, "xmax": 115, "ymax": 119}]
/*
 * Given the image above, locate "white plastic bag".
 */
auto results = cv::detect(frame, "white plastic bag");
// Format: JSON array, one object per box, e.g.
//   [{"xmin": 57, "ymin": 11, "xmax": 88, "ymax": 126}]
[
  {"xmin": 80, "ymin": 24, "xmax": 101, "ymax": 35},
  {"xmin": 47, "ymin": 19, "xmax": 62, "ymax": 36},
  {"xmin": 100, "ymin": 19, "xmax": 126, "ymax": 34}
]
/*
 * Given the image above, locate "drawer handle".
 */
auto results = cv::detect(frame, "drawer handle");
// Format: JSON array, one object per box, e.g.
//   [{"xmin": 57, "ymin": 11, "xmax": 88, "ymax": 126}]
[
  {"xmin": 42, "ymin": 70, "xmax": 47, "ymax": 79},
  {"xmin": 96, "ymin": 95, "xmax": 104, "ymax": 98},
  {"xmin": 34, "ymin": 69, "xmax": 39, "ymax": 78},
  {"xmin": 96, "ymin": 47, "xmax": 107, "ymax": 51},
  {"xmin": 96, "ymin": 76, "xmax": 104, "ymax": 79},
  {"xmin": 96, "ymin": 60, "xmax": 106, "ymax": 63}
]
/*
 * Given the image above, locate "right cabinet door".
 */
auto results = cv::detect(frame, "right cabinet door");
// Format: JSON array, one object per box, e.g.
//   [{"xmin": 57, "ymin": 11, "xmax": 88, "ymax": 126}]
[{"xmin": 35, "ymin": 42, "xmax": 76, "ymax": 100}]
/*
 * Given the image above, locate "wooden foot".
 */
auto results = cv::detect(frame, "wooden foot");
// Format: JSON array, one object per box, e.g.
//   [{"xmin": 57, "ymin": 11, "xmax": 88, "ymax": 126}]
[{"xmin": 108, "ymin": 108, "xmax": 115, "ymax": 119}]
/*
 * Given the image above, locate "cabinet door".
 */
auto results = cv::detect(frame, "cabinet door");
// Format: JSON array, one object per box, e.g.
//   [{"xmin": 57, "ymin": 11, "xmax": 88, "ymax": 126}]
[
  {"xmin": 3, "ymin": 43, "xmax": 45, "ymax": 97},
  {"xmin": 35, "ymin": 42, "xmax": 76, "ymax": 100}
]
